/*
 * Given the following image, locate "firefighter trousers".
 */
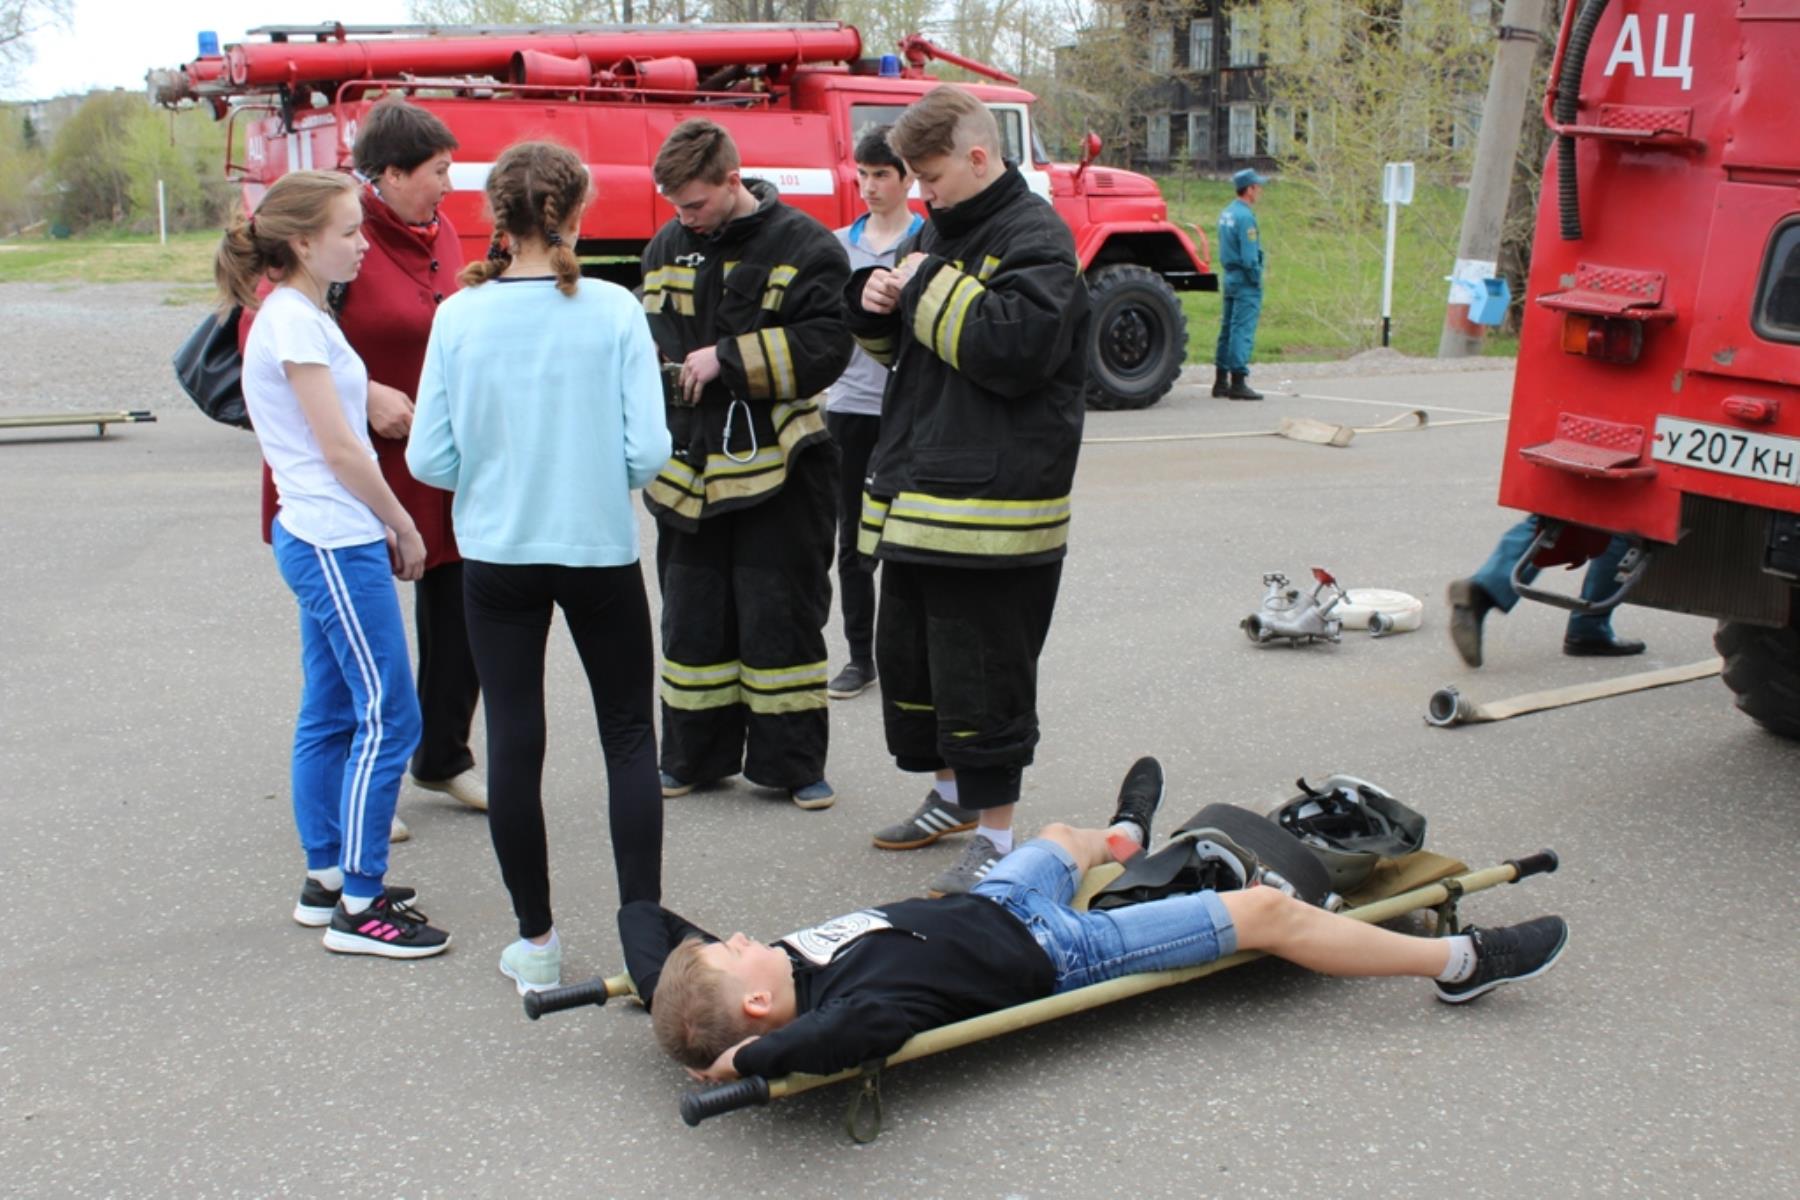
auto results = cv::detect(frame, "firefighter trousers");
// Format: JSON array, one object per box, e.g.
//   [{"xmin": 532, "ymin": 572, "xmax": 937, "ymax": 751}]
[
  {"xmin": 876, "ymin": 559, "xmax": 1064, "ymax": 811},
  {"xmin": 654, "ymin": 447, "xmax": 836, "ymax": 789}
]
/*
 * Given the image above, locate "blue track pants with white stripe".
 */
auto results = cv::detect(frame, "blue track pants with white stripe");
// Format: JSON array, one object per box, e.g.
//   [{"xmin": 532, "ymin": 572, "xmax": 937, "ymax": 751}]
[{"xmin": 273, "ymin": 519, "xmax": 421, "ymax": 899}]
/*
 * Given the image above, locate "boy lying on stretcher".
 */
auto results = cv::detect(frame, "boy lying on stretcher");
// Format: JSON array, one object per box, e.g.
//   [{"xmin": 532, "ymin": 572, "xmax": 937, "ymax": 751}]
[{"xmin": 624, "ymin": 758, "xmax": 1568, "ymax": 1083}]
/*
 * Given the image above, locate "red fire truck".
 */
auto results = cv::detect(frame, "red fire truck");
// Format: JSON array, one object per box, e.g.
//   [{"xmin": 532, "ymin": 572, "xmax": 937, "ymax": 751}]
[
  {"xmin": 1499, "ymin": 0, "xmax": 1800, "ymax": 737},
  {"xmin": 151, "ymin": 21, "xmax": 1214, "ymax": 411}
]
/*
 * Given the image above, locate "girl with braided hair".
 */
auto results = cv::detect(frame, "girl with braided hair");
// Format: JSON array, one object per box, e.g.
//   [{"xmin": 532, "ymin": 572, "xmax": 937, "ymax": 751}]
[{"xmin": 409, "ymin": 140, "xmax": 672, "ymax": 996}]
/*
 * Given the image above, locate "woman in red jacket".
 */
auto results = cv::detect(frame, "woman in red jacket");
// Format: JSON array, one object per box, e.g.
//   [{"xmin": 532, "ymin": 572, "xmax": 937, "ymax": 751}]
[{"xmin": 256, "ymin": 98, "xmax": 485, "ymax": 839}]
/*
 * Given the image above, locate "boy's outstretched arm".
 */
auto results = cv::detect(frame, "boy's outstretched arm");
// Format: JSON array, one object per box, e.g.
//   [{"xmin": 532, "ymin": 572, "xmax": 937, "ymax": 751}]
[{"xmin": 618, "ymin": 900, "xmax": 717, "ymax": 1011}]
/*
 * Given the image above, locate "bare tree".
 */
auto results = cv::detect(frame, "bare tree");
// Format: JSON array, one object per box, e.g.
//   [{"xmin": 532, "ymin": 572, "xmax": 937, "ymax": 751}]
[{"xmin": 1, "ymin": 0, "xmax": 72, "ymax": 91}]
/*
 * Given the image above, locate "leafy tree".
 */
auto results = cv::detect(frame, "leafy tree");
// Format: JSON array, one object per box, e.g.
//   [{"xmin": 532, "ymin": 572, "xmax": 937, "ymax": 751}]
[
  {"xmin": 0, "ymin": 103, "xmax": 42, "ymax": 231},
  {"xmin": 47, "ymin": 91, "xmax": 136, "ymax": 228},
  {"xmin": 46, "ymin": 91, "xmax": 230, "ymax": 233}
]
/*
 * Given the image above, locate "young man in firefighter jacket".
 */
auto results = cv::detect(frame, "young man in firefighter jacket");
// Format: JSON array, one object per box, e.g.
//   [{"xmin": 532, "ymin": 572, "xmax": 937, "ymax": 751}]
[
  {"xmin": 640, "ymin": 119, "xmax": 853, "ymax": 809},
  {"xmin": 846, "ymin": 86, "xmax": 1090, "ymax": 896}
]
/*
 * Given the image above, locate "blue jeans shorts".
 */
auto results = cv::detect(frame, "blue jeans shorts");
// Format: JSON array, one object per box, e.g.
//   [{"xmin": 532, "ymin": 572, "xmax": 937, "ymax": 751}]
[{"xmin": 972, "ymin": 839, "xmax": 1238, "ymax": 993}]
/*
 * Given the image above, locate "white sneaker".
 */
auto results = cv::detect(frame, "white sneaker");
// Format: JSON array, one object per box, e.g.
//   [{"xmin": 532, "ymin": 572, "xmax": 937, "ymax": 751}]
[
  {"xmin": 389, "ymin": 813, "xmax": 411, "ymax": 843},
  {"xmin": 411, "ymin": 769, "xmax": 488, "ymax": 812},
  {"xmin": 499, "ymin": 936, "xmax": 562, "ymax": 995}
]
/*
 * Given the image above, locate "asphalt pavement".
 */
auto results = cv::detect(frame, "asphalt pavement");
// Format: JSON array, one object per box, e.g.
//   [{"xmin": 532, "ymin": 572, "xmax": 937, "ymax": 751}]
[{"xmin": 2, "ymin": 284, "xmax": 1794, "ymax": 1198}]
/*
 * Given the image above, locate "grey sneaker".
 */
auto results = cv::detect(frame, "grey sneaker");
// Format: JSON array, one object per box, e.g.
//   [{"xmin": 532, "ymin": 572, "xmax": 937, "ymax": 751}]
[
  {"xmin": 872, "ymin": 789, "xmax": 979, "ymax": 850},
  {"xmin": 926, "ymin": 834, "xmax": 1004, "ymax": 898},
  {"xmin": 826, "ymin": 660, "xmax": 876, "ymax": 699},
  {"xmin": 1446, "ymin": 578, "xmax": 1496, "ymax": 668}
]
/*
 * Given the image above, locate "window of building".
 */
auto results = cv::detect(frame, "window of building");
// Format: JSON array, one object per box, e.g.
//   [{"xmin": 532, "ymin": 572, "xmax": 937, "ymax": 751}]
[
  {"xmin": 1266, "ymin": 14, "xmax": 1301, "ymax": 65},
  {"xmin": 1755, "ymin": 220, "xmax": 1800, "ymax": 342},
  {"xmin": 1306, "ymin": 1, "xmax": 1344, "ymax": 58},
  {"xmin": 1189, "ymin": 19, "xmax": 1214, "ymax": 72},
  {"xmin": 1452, "ymin": 92, "xmax": 1482, "ymax": 152},
  {"xmin": 1229, "ymin": 10, "xmax": 1260, "ymax": 67},
  {"xmin": 1189, "ymin": 111, "xmax": 1213, "ymax": 163},
  {"xmin": 1306, "ymin": 106, "xmax": 1335, "ymax": 153},
  {"xmin": 1147, "ymin": 112, "xmax": 1172, "ymax": 163},
  {"xmin": 1228, "ymin": 104, "xmax": 1256, "ymax": 157},
  {"xmin": 1266, "ymin": 104, "xmax": 1295, "ymax": 156},
  {"xmin": 1150, "ymin": 28, "xmax": 1174, "ymax": 74}
]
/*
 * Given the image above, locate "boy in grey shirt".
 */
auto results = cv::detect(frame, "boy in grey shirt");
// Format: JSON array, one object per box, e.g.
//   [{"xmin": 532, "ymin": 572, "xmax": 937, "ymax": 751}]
[{"xmin": 824, "ymin": 126, "xmax": 923, "ymax": 703}]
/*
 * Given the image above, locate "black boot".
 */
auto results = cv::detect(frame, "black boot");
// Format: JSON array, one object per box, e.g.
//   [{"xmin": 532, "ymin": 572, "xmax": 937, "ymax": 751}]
[
  {"xmin": 1227, "ymin": 372, "xmax": 1263, "ymax": 401},
  {"xmin": 1211, "ymin": 367, "xmax": 1229, "ymax": 398}
]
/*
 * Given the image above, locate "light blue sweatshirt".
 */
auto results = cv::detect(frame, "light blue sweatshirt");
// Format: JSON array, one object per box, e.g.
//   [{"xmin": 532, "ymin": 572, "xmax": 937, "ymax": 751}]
[{"xmin": 408, "ymin": 276, "xmax": 672, "ymax": 567}]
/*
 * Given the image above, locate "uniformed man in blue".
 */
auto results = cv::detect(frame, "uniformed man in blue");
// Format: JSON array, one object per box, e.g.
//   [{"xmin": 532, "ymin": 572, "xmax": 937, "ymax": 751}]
[{"xmin": 1213, "ymin": 168, "xmax": 1268, "ymax": 402}]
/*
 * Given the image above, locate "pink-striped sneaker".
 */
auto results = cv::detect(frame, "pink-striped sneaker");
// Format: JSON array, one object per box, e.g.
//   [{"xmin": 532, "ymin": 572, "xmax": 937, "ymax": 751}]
[{"xmin": 322, "ymin": 891, "xmax": 451, "ymax": 959}]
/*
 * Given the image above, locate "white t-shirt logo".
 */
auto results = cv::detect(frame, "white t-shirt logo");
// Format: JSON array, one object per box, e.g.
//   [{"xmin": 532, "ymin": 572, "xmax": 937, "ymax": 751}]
[{"xmin": 777, "ymin": 909, "xmax": 893, "ymax": 967}]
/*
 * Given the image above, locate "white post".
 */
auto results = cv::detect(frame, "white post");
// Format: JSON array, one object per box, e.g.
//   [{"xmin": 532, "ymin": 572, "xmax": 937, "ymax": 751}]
[
  {"xmin": 1379, "ymin": 161, "xmax": 1415, "ymax": 348},
  {"xmin": 1381, "ymin": 198, "xmax": 1398, "ymax": 348},
  {"xmin": 157, "ymin": 180, "xmax": 167, "ymax": 245}
]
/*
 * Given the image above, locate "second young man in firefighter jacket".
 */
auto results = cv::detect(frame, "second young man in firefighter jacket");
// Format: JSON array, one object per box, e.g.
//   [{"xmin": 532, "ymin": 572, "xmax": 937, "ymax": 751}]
[
  {"xmin": 845, "ymin": 88, "xmax": 1090, "ymax": 895},
  {"xmin": 640, "ymin": 121, "xmax": 852, "ymax": 807}
]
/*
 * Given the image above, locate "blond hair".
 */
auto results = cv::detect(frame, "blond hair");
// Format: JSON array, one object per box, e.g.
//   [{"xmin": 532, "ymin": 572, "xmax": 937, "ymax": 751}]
[
  {"xmin": 458, "ymin": 139, "xmax": 587, "ymax": 297},
  {"xmin": 888, "ymin": 84, "xmax": 1002, "ymax": 163},
  {"xmin": 213, "ymin": 170, "xmax": 356, "ymax": 313},
  {"xmin": 652, "ymin": 119, "xmax": 740, "ymax": 192},
  {"xmin": 650, "ymin": 938, "xmax": 759, "ymax": 1071}
]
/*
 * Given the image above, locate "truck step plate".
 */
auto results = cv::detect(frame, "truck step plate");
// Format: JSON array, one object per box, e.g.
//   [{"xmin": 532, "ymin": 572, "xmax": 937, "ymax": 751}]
[{"xmin": 1652, "ymin": 417, "xmax": 1800, "ymax": 486}]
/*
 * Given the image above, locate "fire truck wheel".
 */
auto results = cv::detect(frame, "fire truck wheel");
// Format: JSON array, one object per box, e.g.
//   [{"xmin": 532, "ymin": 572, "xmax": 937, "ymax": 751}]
[
  {"xmin": 1715, "ymin": 617, "xmax": 1800, "ymax": 740},
  {"xmin": 1083, "ymin": 264, "xmax": 1187, "ymax": 411}
]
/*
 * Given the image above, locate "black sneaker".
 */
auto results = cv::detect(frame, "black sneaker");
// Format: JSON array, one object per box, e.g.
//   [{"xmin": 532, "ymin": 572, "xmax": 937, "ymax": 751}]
[
  {"xmin": 1435, "ymin": 916, "xmax": 1568, "ymax": 1004},
  {"xmin": 293, "ymin": 878, "xmax": 416, "ymax": 928},
  {"xmin": 322, "ymin": 891, "xmax": 450, "ymax": 959},
  {"xmin": 827, "ymin": 660, "xmax": 877, "ymax": 699},
  {"xmin": 1108, "ymin": 756, "xmax": 1165, "ymax": 846}
]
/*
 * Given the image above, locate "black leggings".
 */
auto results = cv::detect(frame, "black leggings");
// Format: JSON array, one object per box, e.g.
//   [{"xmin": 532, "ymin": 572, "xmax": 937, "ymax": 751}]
[{"xmin": 462, "ymin": 559, "xmax": 662, "ymax": 939}]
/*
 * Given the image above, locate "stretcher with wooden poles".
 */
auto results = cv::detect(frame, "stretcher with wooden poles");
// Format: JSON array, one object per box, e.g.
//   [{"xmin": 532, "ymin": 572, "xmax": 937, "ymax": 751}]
[
  {"xmin": 523, "ymin": 847, "xmax": 1559, "ymax": 1142},
  {"xmin": 0, "ymin": 410, "xmax": 156, "ymax": 438}
]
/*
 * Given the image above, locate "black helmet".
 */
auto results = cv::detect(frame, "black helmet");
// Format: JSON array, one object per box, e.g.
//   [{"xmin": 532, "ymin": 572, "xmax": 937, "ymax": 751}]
[{"xmin": 1266, "ymin": 775, "xmax": 1427, "ymax": 892}]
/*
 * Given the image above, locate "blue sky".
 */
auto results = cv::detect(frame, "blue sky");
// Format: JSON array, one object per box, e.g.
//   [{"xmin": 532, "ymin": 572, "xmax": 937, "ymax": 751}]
[{"xmin": 10, "ymin": 2, "xmax": 412, "ymax": 100}]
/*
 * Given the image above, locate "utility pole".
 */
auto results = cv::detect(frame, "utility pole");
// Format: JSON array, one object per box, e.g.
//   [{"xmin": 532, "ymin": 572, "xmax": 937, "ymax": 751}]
[{"xmin": 1437, "ymin": 0, "xmax": 1550, "ymax": 358}]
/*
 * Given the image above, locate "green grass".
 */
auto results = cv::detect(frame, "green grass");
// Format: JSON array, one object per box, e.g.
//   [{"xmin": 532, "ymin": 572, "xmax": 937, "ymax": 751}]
[
  {"xmin": 4, "ymin": 186, "xmax": 1518, "ymax": 364},
  {"xmin": 1157, "ymin": 176, "xmax": 1519, "ymax": 363},
  {"xmin": 0, "ymin": 229, "xmax": 218, "ymax": 284}
]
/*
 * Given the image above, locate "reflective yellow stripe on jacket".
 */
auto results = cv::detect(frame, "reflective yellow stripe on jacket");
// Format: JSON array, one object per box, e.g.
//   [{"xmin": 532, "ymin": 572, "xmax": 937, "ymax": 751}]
[
  {"xmin": 857, "ymin": 491, "xmax": 891, "ymax": 556},
  {"xmin": 735, "ymin": 327, "xmax": 798, "ymax": 400},
  {"xmin": 878, "ymin": 491, "xmax": 1072, "ymax": 558},
  {"xmin": 641, "ymin": 265, "xmax": 697, "ymax": 316},
  {"xmin": 913, "ymin": 265, "xmax": 985, "ymax": 371},
  {"xmin": 643, "ymin": 399, "xmax": 828, "ymax": 520}
]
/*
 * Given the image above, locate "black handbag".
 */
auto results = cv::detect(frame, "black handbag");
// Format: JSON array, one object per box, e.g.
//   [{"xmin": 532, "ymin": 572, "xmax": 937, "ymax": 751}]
[{"xmin": 172, "ymin": 306, "xmax": 251, "ymax": 429}]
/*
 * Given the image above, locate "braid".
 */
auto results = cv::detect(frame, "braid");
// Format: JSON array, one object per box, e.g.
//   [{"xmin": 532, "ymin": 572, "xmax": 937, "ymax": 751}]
[
  {"xmin": 541, "ymin": 182, "xmax": 580, "ymax": 297},
  {"xmin": 469, "ymin": 139, "xmax": 587, "ymax": 296},
  {"xmin": 459, "ymin": 194, "xmax": 511, "ymax": 289}
]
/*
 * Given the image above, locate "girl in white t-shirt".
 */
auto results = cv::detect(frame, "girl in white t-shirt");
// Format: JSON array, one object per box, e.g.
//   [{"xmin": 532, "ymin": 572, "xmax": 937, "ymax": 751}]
[{"xmin": 216, "ymin": 169, "xmax": 449, "ymax": 959}]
